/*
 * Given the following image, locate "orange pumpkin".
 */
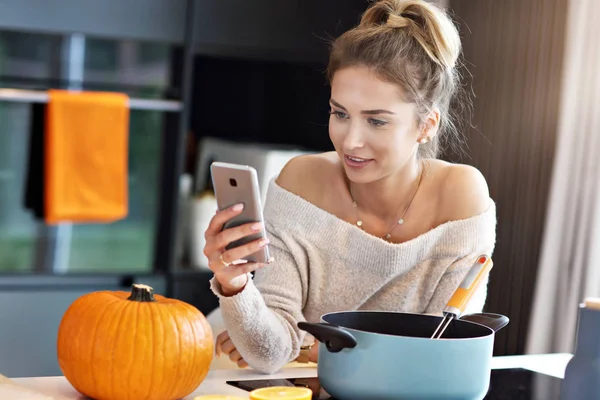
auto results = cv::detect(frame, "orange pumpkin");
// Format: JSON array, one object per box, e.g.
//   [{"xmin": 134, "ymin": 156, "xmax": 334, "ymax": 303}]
[{"xmin": 57, "ymin": 283, "xmax": 214, "ymax": 400}]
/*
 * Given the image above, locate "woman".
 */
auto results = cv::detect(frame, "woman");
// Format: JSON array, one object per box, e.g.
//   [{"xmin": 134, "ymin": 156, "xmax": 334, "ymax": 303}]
[{"xmin": 203, "ymin": 0, "xmax": 496, "ymax": 374}]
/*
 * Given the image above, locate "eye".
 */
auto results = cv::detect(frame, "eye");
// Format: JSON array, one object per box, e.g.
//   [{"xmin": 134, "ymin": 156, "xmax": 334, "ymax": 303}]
[
  {"xmin": 368, "ymin": 118, "xmax": 388, "ymax": 127},
  {"xmin": 329, "ymin": 110, "xmax": 349, "ymax": 120}
]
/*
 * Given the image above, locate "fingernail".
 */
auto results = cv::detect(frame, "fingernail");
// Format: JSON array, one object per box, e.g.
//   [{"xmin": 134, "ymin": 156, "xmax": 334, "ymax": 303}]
[
  {"xmin": 268, "ymin": 257, "xmax": 275, "ymax": 263},
  {"xmin": 233, "ymin": 203, "xmax": 244, "ymax": 211},
  {"xmin": 259, "ymin": 239, "xmax": 270, "ymax": 247},
  {"xmin": 251, "ymin": 222, "xmax": 263, "ymax": 231}
]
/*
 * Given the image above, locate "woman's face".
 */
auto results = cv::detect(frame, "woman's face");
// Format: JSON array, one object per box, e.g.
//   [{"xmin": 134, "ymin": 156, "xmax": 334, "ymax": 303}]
[{"xmin": 329, "ymin": 66, "xmax": 426, "ymax": 184}]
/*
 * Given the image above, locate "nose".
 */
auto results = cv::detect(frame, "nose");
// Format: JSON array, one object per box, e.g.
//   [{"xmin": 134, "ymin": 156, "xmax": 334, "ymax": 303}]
[{"xmin": 342, "ymin": 121, "xmax": 365, "ymax": 151}]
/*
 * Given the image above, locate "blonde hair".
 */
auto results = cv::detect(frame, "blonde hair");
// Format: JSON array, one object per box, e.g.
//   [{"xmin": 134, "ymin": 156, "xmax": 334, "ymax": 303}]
[{"xmin": 327, "ymin": 0, "xmax": 467, "ymax": 158}]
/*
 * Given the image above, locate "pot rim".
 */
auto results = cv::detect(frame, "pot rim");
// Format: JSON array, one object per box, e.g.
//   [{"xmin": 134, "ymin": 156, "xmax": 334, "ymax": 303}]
[{"xmin": 319, "ymin": 310, "xmax": 495, "ymax": 342}]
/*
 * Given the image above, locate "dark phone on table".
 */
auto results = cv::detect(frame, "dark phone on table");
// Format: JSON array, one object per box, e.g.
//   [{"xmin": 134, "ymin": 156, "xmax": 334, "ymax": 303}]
[{"xmin": 226, "ymin": 377, "xmax": 332, "ymax": 399}]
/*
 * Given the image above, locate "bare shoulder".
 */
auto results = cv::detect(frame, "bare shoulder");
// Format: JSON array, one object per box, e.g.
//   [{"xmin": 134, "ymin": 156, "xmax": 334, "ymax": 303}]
[
  {"xmin": 433, "ymin": 161, "xmax": 491, "ymax": 222},
  {"xmin": 275, "ymin": 152, "xmax": 341, "ymax": 203}
]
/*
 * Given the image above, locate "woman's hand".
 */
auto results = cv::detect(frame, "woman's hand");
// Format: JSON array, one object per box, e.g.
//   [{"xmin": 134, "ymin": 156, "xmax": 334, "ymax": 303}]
[
  {"xmin": 216, "ymin": 330, "xmax": 249, "ymax": 368},
  {"xmin": 216, "ymin": 330, "xmax": 319, "ymax": 368},
  {"xmin": 203, "ymin": 204, "xmax": 272, "ymax": 296}
]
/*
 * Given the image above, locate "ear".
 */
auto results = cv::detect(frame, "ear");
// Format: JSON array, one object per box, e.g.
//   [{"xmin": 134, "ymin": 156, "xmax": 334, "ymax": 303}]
[{"xmin": 418, "ymin": 108, "xmax": 441, "ymax": 142}]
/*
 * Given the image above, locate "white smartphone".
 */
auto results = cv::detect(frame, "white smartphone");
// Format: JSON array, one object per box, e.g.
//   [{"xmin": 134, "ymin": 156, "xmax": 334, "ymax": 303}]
[{"xmin": 210, "ymin": 161, "xmax": 271, "ymax": 264}]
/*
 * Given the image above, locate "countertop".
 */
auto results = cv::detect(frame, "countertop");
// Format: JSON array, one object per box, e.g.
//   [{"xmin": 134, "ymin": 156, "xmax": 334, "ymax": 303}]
[{"xmin": 9, "ymin": 353, "xmax": 573, "ymax": 399}]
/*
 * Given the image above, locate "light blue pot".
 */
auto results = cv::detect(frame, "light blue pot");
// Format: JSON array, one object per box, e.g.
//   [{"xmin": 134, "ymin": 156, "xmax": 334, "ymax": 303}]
[{"xmin": 298, "ymin": 311, "xmax": 508, "ymax": 400}]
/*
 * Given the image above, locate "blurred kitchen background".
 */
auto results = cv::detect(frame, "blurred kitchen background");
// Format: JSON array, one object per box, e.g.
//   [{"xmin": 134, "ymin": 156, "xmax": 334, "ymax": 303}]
[{"xmin": 0, "ymin": 0, "xmax": 598, "ymax": 379}]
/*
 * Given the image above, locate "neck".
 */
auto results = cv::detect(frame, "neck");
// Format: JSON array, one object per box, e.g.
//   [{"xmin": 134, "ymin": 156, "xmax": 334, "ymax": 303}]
[{"xmin": 349, "ymin": 158, "xmax": 424, "ymax": 220}]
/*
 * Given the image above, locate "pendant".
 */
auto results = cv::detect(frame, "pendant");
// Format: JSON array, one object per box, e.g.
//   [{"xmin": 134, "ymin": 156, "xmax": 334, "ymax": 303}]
[
  {"xmin": 356, "ymin": 220, "xmax": 363, "ymax": 227},
  {"xmin": 398, "ymin": 218, "xmax": 404, "ymax": 225},
  {"xmin": 385, "ymin": 233, "xmax": 392, "ymax": 240}
]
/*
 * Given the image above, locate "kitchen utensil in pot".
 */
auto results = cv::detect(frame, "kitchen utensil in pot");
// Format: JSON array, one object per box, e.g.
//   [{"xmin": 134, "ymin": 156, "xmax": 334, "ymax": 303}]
[{"xmin": 431, "ymin": 255, "xmax": 494, "ymax": 339}]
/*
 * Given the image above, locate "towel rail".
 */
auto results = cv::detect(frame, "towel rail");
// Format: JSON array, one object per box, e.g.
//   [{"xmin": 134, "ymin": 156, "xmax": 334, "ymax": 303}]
[{"xmin": 0, "ymin": 88, "xmax": 182, "ymax": 112}]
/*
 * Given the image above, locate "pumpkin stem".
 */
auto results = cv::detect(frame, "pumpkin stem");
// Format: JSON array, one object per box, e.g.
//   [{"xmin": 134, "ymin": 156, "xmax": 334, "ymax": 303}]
[{"xmin": 127, "ymin": 284, "xmax": 156, "ymax": 302}]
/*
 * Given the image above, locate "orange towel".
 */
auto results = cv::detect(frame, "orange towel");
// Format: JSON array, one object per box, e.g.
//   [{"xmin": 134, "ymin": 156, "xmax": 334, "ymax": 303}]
[{"xmin": 44, "ymin": 89, "xmax": 129, "ymax": 224}]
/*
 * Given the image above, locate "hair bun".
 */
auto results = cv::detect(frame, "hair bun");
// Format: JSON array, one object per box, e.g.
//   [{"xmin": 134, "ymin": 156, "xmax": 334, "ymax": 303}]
[
  {"xmin": 360, "ymin": 0, "xmax": 461, "ymax": 70},
  {"xmin": 385, "ymin": 13, "xmax": 411, "ymax": 29}
]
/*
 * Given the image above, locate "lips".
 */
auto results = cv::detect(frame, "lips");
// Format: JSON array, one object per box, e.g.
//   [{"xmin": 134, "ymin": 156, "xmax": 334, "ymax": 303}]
[{"xmin": 344, "ymin": 154, "xmax": 374, "ymax": 169}]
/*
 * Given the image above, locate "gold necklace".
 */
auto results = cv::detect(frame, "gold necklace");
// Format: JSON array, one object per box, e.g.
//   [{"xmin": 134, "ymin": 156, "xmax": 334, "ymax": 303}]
[{"xmin": 349, "ymin": 164, "xmax": 424, "ymax": 241}]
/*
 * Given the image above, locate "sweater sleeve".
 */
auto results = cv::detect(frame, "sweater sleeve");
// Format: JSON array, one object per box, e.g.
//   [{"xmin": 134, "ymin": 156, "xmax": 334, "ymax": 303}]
[{"xmin": 209, "ymin": 223, "xmax": 307, "ymax": 374}]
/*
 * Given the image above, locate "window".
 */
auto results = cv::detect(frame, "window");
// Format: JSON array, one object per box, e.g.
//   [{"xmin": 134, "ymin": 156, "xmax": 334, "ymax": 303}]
[
  {"xmin": 0, "ymin": 103, "xmax": 36, "ymax": 272},
  {"xmin": 0, "ymin": 30, "xmax": 180, "ymax": 273},
  {"xmin": 0, "ymin": 30, "xmax": 61, "ymax": 82},
  {"xmin": 84, "ymin": 37, "xmax": 173, "ymax": 97}
]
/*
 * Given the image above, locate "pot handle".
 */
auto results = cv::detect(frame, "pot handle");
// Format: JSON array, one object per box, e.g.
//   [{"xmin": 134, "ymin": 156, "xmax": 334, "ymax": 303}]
[
  {"xmin": 297, "ymin": 322, "xmax": 357, "ymax": 353},
  {"xmin": 459, "ymin": 312, "xmax": 509, "ymax": 332}
]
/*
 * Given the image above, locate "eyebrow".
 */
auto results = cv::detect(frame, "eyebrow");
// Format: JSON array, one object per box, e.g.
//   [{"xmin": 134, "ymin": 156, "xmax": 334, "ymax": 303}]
[{"xmin": 329, "ymin": 98, "xmax": 396, "ymax": 115}]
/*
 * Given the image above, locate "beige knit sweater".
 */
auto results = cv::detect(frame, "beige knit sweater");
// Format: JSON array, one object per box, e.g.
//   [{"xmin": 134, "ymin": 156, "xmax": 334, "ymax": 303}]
[{"xmin": 210, "ymin": 178, "xmax": 497, "ymax": 373}]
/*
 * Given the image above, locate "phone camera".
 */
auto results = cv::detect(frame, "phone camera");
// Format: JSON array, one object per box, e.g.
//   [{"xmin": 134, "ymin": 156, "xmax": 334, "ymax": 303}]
[{"xmin": 229, "ymin": 178, "xmax": 237, "ymax": 187}]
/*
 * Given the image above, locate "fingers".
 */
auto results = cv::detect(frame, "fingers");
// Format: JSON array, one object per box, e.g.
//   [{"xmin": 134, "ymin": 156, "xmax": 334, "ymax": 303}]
[
  {"xmin": 229, "ymin": 349, "xmax": 243, "ymax": 363},
  {"xmin": 225, "ymin": 348, "xmax": 248, "ymax": 368},
  {"xmin": 218, "ymin": 237, "xmax": 270, "ymax": 266},
  {"xmin": 229, "ymin": 348, "xmax": 249, "ymax": 368},
  {"xmin": 205, "ymin": 203, "xmax": 244, "ymax": 238},
  {"xmin": 210, "ymin": 255, "xmax": 267, "ymax": 284},
  {"xmin": 220, "ymin": 261, "xmax": 267, "ymax": 281},
  {"xmin": 220, "ymin": 337, "xmax": 236, "ymax": 355},
  {"xmin": 206, "ymin": 204, "xmax": 265, "ymax": 248},
  {"xmin": 213, "ymin": 222, "xmax": 265, "ymax": 252},
  {"xmin": 215, "ymin": 330, "xmax": 248, "ymax": 368},
  {"xmin": 215, "ymin": 330, "xmax": 230, "ymax": 358},
  {"xmin": 203, "ymin": 202, "xmax": 269, "ymax": 272}
]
